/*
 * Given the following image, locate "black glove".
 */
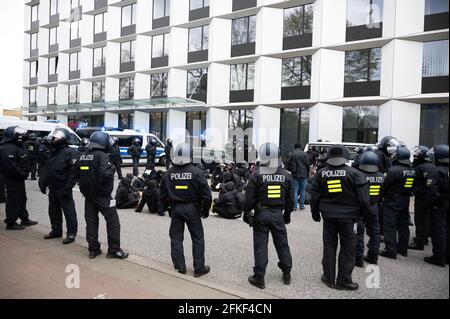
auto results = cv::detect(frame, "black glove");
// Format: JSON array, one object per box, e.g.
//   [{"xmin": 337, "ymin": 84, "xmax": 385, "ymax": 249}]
[
  {"xmin": 243, "ymin": 211, "xmax": 254, "ymax": 227},
  {"xmin": 202, "ymin": 210, "xmax": 209, "ymax": 219},
  {"xmin": 61, "ymin": 188, "xmax": 71, "ymax": 197},
  {"xmin": 40, "ymin": 187, "xmax": 47, "ymax": 195},
  {"xmin": 283, "ymin": 212, "xmax": 291, "ymax": 225},
  {"xmin": 312, "ymin": 212, "xmax": 321, "ymax": 223}
]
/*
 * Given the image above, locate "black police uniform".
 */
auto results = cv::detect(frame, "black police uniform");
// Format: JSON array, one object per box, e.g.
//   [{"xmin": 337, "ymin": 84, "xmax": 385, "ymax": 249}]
[
  {"xmin": 412, "ymin": 159, "xmax": 435, "ymax": 246},
  {"xmin": 39, "ymin": 144, "xmax": 78, "ymax": 238},
  {"xmin": 109, "ymin": 143, "xmax": 123, "ymax": 180},
  {"xmin": 24, "ymin": 138, "xmax": 39, "ymax": 179},
  {"xmin": 160, "ymin": 164, "xmax": 212, "ymax": 273},
  {"xmin": 37, "ymin": 140, "xmax": 50, "ymax": 177},
  {"xmin": 128, "ymin": 143, "xmax": 142, "ymax": 176},
  {"xmin": 244, "ymin": 166, "xmax": 294, "ymax": 279},
  {"xmin": 0, "ymin": 141, "xmax": 31, "ymax": 226},
  {"xmin": 0, "ymin": 173, "xmax": 5, "ymax": 203},
  {"xmin": 145, "ymin": 142, "xmax": 157, "ymax": 170},
  {"xmin": 356, "ymin": 171, "xmax": 384, "ymax": 262},
  {"xmin": 68, "ymin": 145, "xmax": 122, "ymax": 255},
  {"xmin": 382, "ymin": 163, "xmax": 416, "ymax": 256},
  {"xmin": 164, "ymin": 143, "xmax": 173, "ymax": 170},
  {"xmin": 310, "ymin": 164, "xmax": 372, "ymax": 286}
]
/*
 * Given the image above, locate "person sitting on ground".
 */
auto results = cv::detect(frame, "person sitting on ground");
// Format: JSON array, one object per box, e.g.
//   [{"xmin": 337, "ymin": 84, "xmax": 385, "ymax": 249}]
[
  {"xmin": 210, "ymin": 164, "xmax": 224, "ymax": 191},
  {"xmin": 131, "ymin": 174, "xmax": 146, "ymax": 192},
  {"xmin": 223, "ymin": 171, "xmax": 243, "ymax": 192},
  {"xmin": 135, "ymin": 180, "xmax": 165, "ymax": 216},
  {"xmin": 212, "ymin": 181, "xmax": 243, "ymax": 219},
  {"xmin": 115, "ymin": 177, "xmax": 140, "ymax": 209}
]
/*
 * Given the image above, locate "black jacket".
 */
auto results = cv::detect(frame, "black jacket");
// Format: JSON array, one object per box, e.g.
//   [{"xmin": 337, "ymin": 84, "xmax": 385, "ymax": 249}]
[
  {"xmin": 309, "ymin": 164, "xmax": 372, "ymax": 219},
  {"xmin": 287, "ymin": 148, "xmax": 310, "ymax": 179},
  {"xmin": 39, "ymin": 144, "xmax": 78, "ymax": 190},
  {"xmin": 384, "ymin": 162, "xmax": 416, "ymax": 198},
  {"xmin": 145, "ymin": 144, "xmax": 157, "ymax": 159},
  {"xmin": 141, "ymin": 180, "xmax": 163, "ymax": 213},
  {"xmin": 164, "ymin": 144, "xmax": 173, "ymax": 163},
  {"xmin": 412, "ymin": 159, "xmax": 434, "ymax": 197},
  {"xmin": 115, "ymin": 178, "xmax": 140, "ymax": 207},
  {"xmin": 0, "ymin": 142, "xmax": 31, "ymax": 180},
  {"xmin": 132, "ymin": 177, "xmax": 146, "ymax": 192},
  {"xmin": 423, "ymin": 163, "xmax": 449, "ymax": 211},
  {"xmin": 128, "ymin": 144, "xmax": 142, "ymax": 158},
  {"xmin": 215, "ymin": 181, "xmax": 241, "ymax": 217},
  {"xmin": 24, "ymin": 140, "xmax": 39, "ymax": 159},
  {"xmin": 375, "ymin": 149, "xmax": 391, "ymax": 173},
  {"xmin": 109, "ymin": 144, "xmax": 122, "ymax": 164}
]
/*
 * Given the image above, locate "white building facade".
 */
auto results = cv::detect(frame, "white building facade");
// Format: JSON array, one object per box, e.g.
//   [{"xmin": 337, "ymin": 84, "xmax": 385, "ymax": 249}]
[{"xmin": 23, "ymin": 0, "xmax": 449, "ymax": 155}]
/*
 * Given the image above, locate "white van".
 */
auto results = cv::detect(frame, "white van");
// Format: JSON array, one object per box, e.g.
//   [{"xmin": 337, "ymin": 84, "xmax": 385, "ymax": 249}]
[{"xmin": 0, "ymin": 116, "xmax": 81, "ymax": 146}]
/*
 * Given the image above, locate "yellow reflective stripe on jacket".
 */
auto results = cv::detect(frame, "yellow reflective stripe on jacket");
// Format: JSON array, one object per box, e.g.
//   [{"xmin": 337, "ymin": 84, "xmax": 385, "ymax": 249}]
[
  {"xmin": 404, "ymin": 178, "xmax": 414, "ymax": 188},
  {"xmin": 327, "ymin": 180, "xmax": 342, "ymax": 193},
  {"xmin": 175, "ymin": 185, "xmax": 188, "ymax": 190},
  {"xmin": 267, "ymin": 185, "xmax": 281, "ymax": 199},
  {"xmin": 80, "ymin": 166, "xmax": 90, "ymax": 171}
]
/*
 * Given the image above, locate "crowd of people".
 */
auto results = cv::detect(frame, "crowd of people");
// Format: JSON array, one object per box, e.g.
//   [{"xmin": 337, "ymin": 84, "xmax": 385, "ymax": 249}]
[{"xmin": 0, "ymin": 125, "xmax": 448, "ymax": 292}]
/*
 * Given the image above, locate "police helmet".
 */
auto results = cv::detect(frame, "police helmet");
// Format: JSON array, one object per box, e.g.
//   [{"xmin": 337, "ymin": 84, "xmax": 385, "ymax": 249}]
[
  {"xmin": 326, "ymin": 145, "xmax": 350, "ymax": 166},
  {"xmin": 48, "ymin": 128, "xmax": 72, "ymax": 145},
  {"xmin": 258, "ymin": 143, "xmax": 280, "ymax": 167},
  {"xmin": 3, "ymin": 126, "xmax": 28, "ymax": 143},
  {"xmin": 172, "ymin": 143, "xmax": 193, "ymax": 166},
  {"xmin": 411, "ymin": 145, "xmax": 431, "ymax": 162},
  {"xmin": 167, "ymin": 138, "xmax": 173, "ymax": 146},
  {"xmin": 133, "ymin": 138, "xmax": 141, "ymax": 145},
  {"xmin": 393, "ymin": 147, "xmax": 411, "ymax": 165},
  {"xmin": 90, "ymin": 131, "xmax": 110, "ymax": 149},
  {"xmin": 358, "ymin": 151, "xmax": 380, "ymax": 173},
  {"xmin": 427, "ymin": 144, "xmax": 449, "ymax": 164},
  {"xmin": 28, "ymin": 133, "xmax": 37, "ymax": 140},
  {"xmin": 150, "ymin": 138, "xmax": 157, "ymax": 146}
]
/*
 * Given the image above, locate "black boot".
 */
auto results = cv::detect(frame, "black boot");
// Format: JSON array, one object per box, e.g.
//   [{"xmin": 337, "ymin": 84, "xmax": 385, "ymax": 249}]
[
  {"xmin": 336, "ymin": 281, "xmax": 359, "ymax": 291},
  {"xmin": 380, "ymin": 251, "xmax": 397, "ymax": 260},
  {"xmin": 355, "ymin": 258, "xmax": 364, "ymax": 268},
  {"xmin": 363, "ymin": 254, "xmax": 378, "ymax": 265},
  {"xmin": 408, "ymin": 242, "xmax": 424, "ymax": 251},
  {"xmin": 21, "ymin": 219, "xmax": 38, "ymax": 227},
  {"xmin": 44, "ymin": 232, "xmax": 62, "ymax": 239},
  {"xmin": 424, "ymin": 256, "xmax": 446, "ymax": 268},
  {"xmin": 282, "ymin": 273, "xmax": 291, "ymax": 285},
  {"xmin": 6, "ymin": 223, "xmax": 26, "ymax": 230},
  {"xmin": 89, "ymin": 249, "xmax": 102, "ymax": 259},
  {"xmin": 248, "ymin": 275, "xmax": 265, "ymax": 289},
  {"xmin": 321, "ymin": 274, "xmax": 335, "ymax": 289},
  {"xmin": 107, "ymin": 249, "xmax": 129, "ymax": 259},
  {"xmin": 194, "ymin": 265, "xmax": 211, "ymax": 278},
  {"xmin": 62, "ymin": 235, "xmax": 76, "ymax": 245}
]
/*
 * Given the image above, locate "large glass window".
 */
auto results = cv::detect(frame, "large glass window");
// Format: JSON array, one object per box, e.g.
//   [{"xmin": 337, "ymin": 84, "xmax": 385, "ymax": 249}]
[
  {"xmin": 186, "ymin": 112, "xmax": 207, "ymax": 141},
  {"xmin": 345, "ymin": 48, "xmax": 381, "ymax": 83},
  {"xmin": 49, "ymin": 27, "xmax": 58, "ymax": 45},
  {"xmin": 232, "ymin": 16, "xmax": 256, "ymax": 46},
  {"xmin": 71, "ymin": 0, "xmax": 80, "ymax": 9},
  {"xmin": 190, "ymin": 0, "xmax": 209, "ymax": 10},
  {"xmin": 422, "ymin": 40, "xmax": 449, "ymax": 78},
  {"xmin": 70, "ymin": 20, "xmax": 80, "ymax": 40},
  {"xmin": 342, "ymin": 106, "xmax": 379, "ymax": 144},
  {"xmin": 29, "ymin": 89, "xmax": 37, "ymax": 107},
  {"xmin": 420, "ymin": 104, "xmax": 449, "ymax": 147},
  {"xmin": 69, "ymin": 52, "xmax": 79, "ymax": 71},
  {"xmin": 152, "ymin": 33, "xmax": 169, "ymax": 58},
  {"xmin": 31, "ymin": 33, "xmax": 38, "ymax": 50},
  {"xmin": 31, "ymin": 5, "xmax": 39, "ymax": 22},
  {"xmin": 150, "ymin": 112, "xmax": 167, "ymax": 142},
  {"xmin": 230, "ymin": 63, "xmax": 255, "ymax": 91},
  {"xmin": 151, "ymin": 73, "xmax": 168, "ymax": 98},
  {"xmin": 92, "ymin": 81, "xmax": 105, "ymax": 103},
  {"xmin": 94, "ymin": 13, "xmax": 105, "ymax": 34},
  {"xmin": 119, "ymin": 114, "xmax": 134, "ymax": 130},
  {"xmin": 346, "ymin": 0, "xmax": 384, "ymax": 27},
  {"xmin": 121, "ymin": 4, "xmax": 136, "ymax": 28},
  {"xmin": 30, "ymin": 61, "xmax": 38, "ymax": 78},
  {"xmin": 282, "ymin": 56, "xmax": 312, "ymax": 87},
  {"xmin": 93, "ymin": 47, "xmax": 106, "ymax": 68},
  {"xmin": 119, "ymin": 77, "xmax": 135, "ymax": 100},
  {"xmin": 68, "ymin": 115, "xmax": 105, "ymax": 131},
  {"xmin": 50, "ymin": 0, "xmax": 58, "ymax": 16},
  {"xmin": 49, "ymin": 56, "xmax": 58, "ymax": 75},
  {"xmin": 48, "ymin": 87, "xmax": 57, "ymax": 106},
  {"xmin": 280, "ymin": 108, "xmax": 310, "ymax": 160},
  {"xmin": 120, "ymin": 41, "xmax": 136, "ymax": 64},
  {"xmin": 189, "ymin": 26, "xmax": 209, "ymax": 52},
  {"xmin": 425, "ymin": 0, "xmax": 449, "ymax": 15},
  {"xmin": 283, "ymin": 4, "xmax": 313, "ymax": 37},
  {"xmin": 69, "ymin": 84, "xmax": 79, "ymax": 104},
  {"xmin": 153, "ymin": 0, "xmax": 170, "ymax": 19},
  {"xmin": 187, "ymin": 69, "xmax": 208, "ymax": 96}
]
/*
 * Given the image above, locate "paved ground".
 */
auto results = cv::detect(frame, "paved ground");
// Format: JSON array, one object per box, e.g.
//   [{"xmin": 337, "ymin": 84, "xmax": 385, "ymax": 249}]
[{"xmin": 0, "ymin": 166, "xmax": 448, "ymax": 299}]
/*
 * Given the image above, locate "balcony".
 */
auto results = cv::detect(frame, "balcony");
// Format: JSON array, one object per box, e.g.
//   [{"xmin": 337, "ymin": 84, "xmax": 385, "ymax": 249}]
[
  {"xmin": 70, "ymin": 38, "xmax": 82, "ymax": 48},
  {"xmin": 93, "ymin": 66, "xmax": 106, "ymax": 76},
  {"xmin": 188, "ymin": 93, "xmax": 207, "ymax": 103},
  {"xmin": 424, "ymin": 12, "xmax": 449, "ymax": 32},
  {"xmin": 346, "ymin": 23, "xmax": 383, "ymax": 42},
  {"xmin": 94, "ymin": 32, "xmax": 107, "ymax": 43},
  {"xmin": 121, "ymin": 24, "xmax": 136, "ymax": 37},
  {"xmin": 283, "ymin": 33, "xmax": 312, "ymax": 51},
  {"xmin": 151, "ymin": 56, "xmax": 169, "ymax": 68},
  {"xmin": 229, "ymin": 90, "xmax": 254, "ymax": 103},
  {"xmin": 48, "ymin": 73, "xmax": 58, "ymax": 83},
  {"xmin": 422, "ymin": 76, "xmax": 449, "ymax": 94},
  {"xmin": 120, "ymin": 61, "xmax": 135, "ymax": 73},
  {"xmin": 344, "ymin": 81, "xmax": 381, "ymax": 97},
  {"xmin": 188, "ymin": 50, "xmax": 208, "ymax": 63},
  {"xmin": 95, "ymin": 0, "xmax": 108, "ymax": 10},
  {"xmin": 29, "ymin": 77, "xmax": 38, "ymax": 86},
  {"xmin": 69, "ymin": 70, "xmax": 81, "ymax": 80},
  {"xmin": 153, "ymin": 16, "xmax": 170, "ymax": 29},
  {"xmin": 232, "ymin": 0, "xmax": 257, "ymax": 12},
  {"xmin": 189, "ymin": 6, "xmax": 209, "ymax": 21},
  {"xmin": 231, "ymin": 43, "xmax": 255, "ymax": 58},
  {"xmin": 49, "ymin": 43, "xmax": 59, "ymax": 53},
  {"xmin": 281, "ymin": 86, "xmax": 311, "ymax": 100}
]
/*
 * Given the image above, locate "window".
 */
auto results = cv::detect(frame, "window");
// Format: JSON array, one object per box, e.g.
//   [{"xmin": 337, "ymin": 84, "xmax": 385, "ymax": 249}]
[
  {"xmin": 30, "ymin": 61, "xmax": 38, "ymax": 78},
  {"xmin": 70, "ymin": 20, "xmax": 80, "ymax": 40},
  {"xmin": 69, "ymin": 84, "xmax": 79, "ymax": 104},
  {"xmin": 119, "ymin": 114, "xmax": 134, "ymax": 130},
  {"xmin": 230, "ymin": 63, "xmax": 255, "ymax": 91},
  {"xmin": 120, "ymin": 41, "xmax": 136, "ymax": 64},
  {"xmin": 151, "ymin": 73, "xmax": 168, "ymax": 98},
  {"xmin": 48, "ymin": 87, "xmax": 57, "ymax": 106},
  {"xmin": 94, "ymin": 13, "xmax": 105, "ymax": 34},
  {"xmin": 346, "ymin": 0, "xmax": 384, "ymax": 27},
  {"xmin": 345, "ymin": 48, "xmax": 381, "ymax": 83},
  {"xmin": 191, "ymin": 0, "xmax": 209, "ymax": 10},
  {"xmin": 68, "ymin": 115, "xmax": 105, "ymax": 131},
  {"xmin": 50, "ymin": 0, "xmax": 58, "ymax": 16},
  {"xmin": 229, "ymin": 110, "xmax": 253, "ymax": 133},
  {"xmin": 92, "ymin": 81, "xmax": 105, "ymax": 103},
  {"xmin": 49, "ymin": 27, "xmax": 58, "ymax": 45},
  {"xmin": 152, "ymin": 34, "xmax": 169, "ymax": 58},
  {"xmin": 31, "ymin": 5, "xmax": 39, "ymax": 22},
  {"xmin": 280, "ymin": 108, "xmax": 310, "ymax": 160},
  {"xmin": 153, "ymin": 0, "xmax": 170, "ymax": 19},
  {"xmin": 232, "ymin": 16, "xmax": 256, "ymax": 46},
  {"xmin": 70, "ymin": 0, "xmax": 80, "ymax": 9},
  {"xmin": 422, "ymin": 40, "xmax": 449, "ymax": 78},
  {"xmin": 29, "ymin": 89, "xmax": 37, "ymax": 107},
  {"xmin": 342, "ymin": 106, "xmax": 379, "ymax": 144},
  {"xmin": 186, "ymin": 112, "xmax": 206, "ymax": 140},
  {"xmin": 49, "ymin": 57, "xmax": 58, "ymax": 74},
  {"xmin": 121, "ymin": 4, "xmax": 136, "ymax": 28},
  {"xmin": 150, "ymin": 113, "xmax": 167, "ymax": 142},
  {"xmin": 31, "ymin": 33, "xmax": 38, "ymax": 50},
  {"xmin": 189, "ymin": 26, "xmax": 209, "ymax": 52},
  {"xmin": 425, "ymin": 0, "xmax": 449, "ymax": 15},
  {"xmin": 187, "ymin": 69, "xmax": 208, "ymax": 97},
  {"xmin": 282, "ymin": 56, "xmax": 311, "ymax": 87},
  {"xmin": 284, "ymin": 4, "xmax": 313, "ymax": 37},
  {"xmin": 93, "ymin": 47, "xmax": 106, "ymax": 68},
  {"xmin": 70, "ymin": 52, "xmax": 79, "ymax": 71},
  {"xmin": 119, "ymin": 77, "xmax": 135, "ymax": 100},
  {"xmin": 420, "ymin": 104, "xmax": 449, "ymax": 147}
]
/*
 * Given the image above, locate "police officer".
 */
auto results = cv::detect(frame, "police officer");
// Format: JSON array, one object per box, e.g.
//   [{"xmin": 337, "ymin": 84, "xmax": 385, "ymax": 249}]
[
  {"xmin": 39, "ymin": 128, "xmax": 78, "ymax": 244},
  {"xmin": 409, "ymin": 146, "xmax": 434, "ymax": 251},
  {"xmin": 380, "ymin": 147, "xmax": 416, "ymax": 259},
  {"xmin": 355, "ymin": 151, "xmax": 384, "ymax": 266},
  {"xmin": 109, "ymin": 137, "xmax": 123, "ymax": 180},
  {"xmin": 244, "ymin": 143, "xmax": 294, "ymax": 289},
  {"xmin": 423, "ymin": 145, "xmax": 449, "ymax": 267},
  {"xmin": 38, "ymin": 135, "xmax": 51, "ymax": 178},
  {"xmin": 24, "ymin": 133, "xmax": 39, "ymax": 180},
  {"xmin": 160, "ymin": 143, "xmax": 212, "ymax": 277},
  {"xmin": 164, "ymin": 138, "xmax": 173, "ymax": 170},
  {"xmin": 0, "ymin": 126, "xmax": 38, "ymax": 230},
  {"xmin": 78, "ymin": 137, "xmax": 90, "ymax": 153},
  {"xmin": 128, "ymin": 138, "xmax": 142, "ymax": 176},
  {"xmin": 68, "ymin": 131, "xmax": 128, "ymax": 259},
  {"xmin": 309, "ymin": 145, "xmax": 373, "ymax": 290},
  {"xmin": 145, "ymin": 138, "xmax": 157, "ymax": 170},
  {"xmin": 0, "ymin": 173, "xmax": 5, "ymax": 203}
]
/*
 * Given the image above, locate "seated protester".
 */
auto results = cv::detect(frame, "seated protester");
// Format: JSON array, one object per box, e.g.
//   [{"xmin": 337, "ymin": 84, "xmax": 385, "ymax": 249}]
[
  {"xmin": 115, "ymin": 177, "xmax": 140, "ymax": 209},
  {"xmin": 131, "ymin": 175, "xmax": 146, "ymax": 192},
  {"xmin": 135, "ymin": 180, "xmax": 165, "ymax": 216},
  {"xmin": 236, "ymin": 163, "xmax": 249, "ymax": 182},
  {"xmin": 211, "ymin": 165, "xmax": 224, "ymax": 191},
  {"xmin": 194, "ymin": 163, "xmax": 210, "ymax": 179},
  {"xmin": 143, "ymin": 169, "xmax": 159, "ymax": 183},
  {"xmin": 212, "ymin": 182, "xmax": 242, "ymax": 219},
  {"xmin": 223, "ymin": 171, "xmax": 243, "ymax": 193}
]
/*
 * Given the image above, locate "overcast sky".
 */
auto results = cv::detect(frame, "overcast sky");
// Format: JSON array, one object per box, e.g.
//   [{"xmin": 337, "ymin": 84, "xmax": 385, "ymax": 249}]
[{"xmin": 0, "ymin": 0, "xmax": 23, "ymax": 109}]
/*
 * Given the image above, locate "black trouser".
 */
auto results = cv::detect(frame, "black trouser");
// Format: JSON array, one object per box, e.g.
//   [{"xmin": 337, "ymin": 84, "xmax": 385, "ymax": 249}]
[
  {"xmin": 116, "ymin": 198, "xmax": 139, "ymax": 209},
  {"xmin": 356, "ymin": 204, "xmax": 381, "ymax": 260},
  {"xmin": 414, "ymin": 195, "xmax": 431, "ymax": 245},
  {"xmin": 169, "ymin": 202, "xmax": 205, "ymax": 272},
  {"xmin": 146, "ymin": 156, "xmax": 156, "ymax": 170},
  {"xmin": 0, "ymin": 174, "xmax": 5, "ymax": 202},
  {"xmin": 113, "ymin": 161, "xmax": 122, "ymax": 179},
  {"xmin": 430, "ymin": 204, "xmax": 449, "ymax": 261},
  {"xmin": 48, "ymin": 188, "xmax": 78, "ymax": 237},
  {"xmin": 322, "ymin": 218, "xmax": 357, "ymax": 284},
  {"xmin": 132, "ymin": 156, "xmax": 140, "ymax": 176},
  {"xmin": 383, "ymin": 196, "xmax": 410, "ymax": 255},
  {"xmin": 214, "ymin": 205, "xmax": 241, "ymax": 219},
  {"xmin": 3, "ymin": 177, "xmax": 29, "ymax": 225},
  {"xmin": 165, "ymin": 158, "xmax": 171, "ymax": 170},
  {"xmin": 29, "ymin": 158, "xmax": 38, "ymax": 179},
  {"xmin": 84, "ymin": 197, "xmax": 121, "ymax": 254},
  {"xmin": 253, "ymin": 208, "xmax": 292, "ymax": 277},
  {"xmin": 378, "ymin": 201, "xmax": 384, "ymax": 235}
]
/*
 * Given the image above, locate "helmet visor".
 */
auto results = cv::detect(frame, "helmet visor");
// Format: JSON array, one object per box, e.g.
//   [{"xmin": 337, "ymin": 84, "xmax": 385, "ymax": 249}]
[{"xmin": 48, "ymin": 130, "xmax": 66, "ymax": 144}]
